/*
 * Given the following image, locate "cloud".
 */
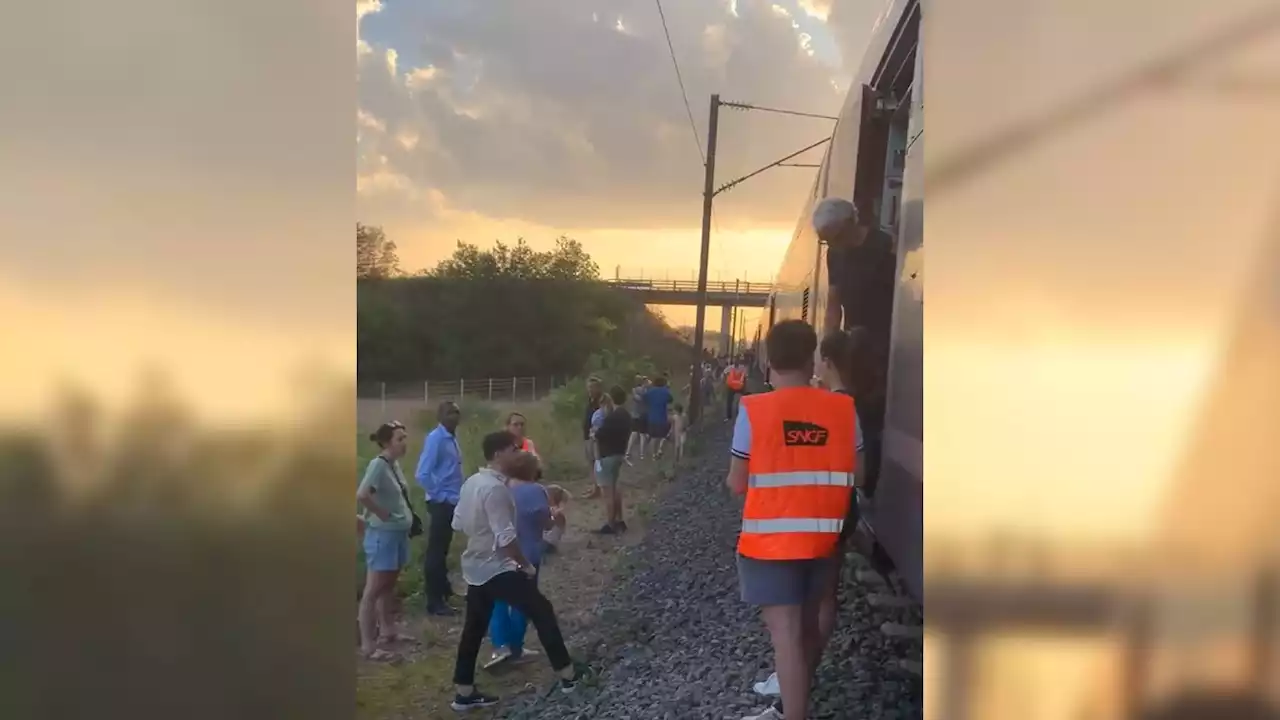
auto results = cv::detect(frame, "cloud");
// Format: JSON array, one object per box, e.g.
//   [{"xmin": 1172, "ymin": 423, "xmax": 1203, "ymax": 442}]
[{"xmin": 356, "ymin": 0, "xmax": 873, "ymax": 236}]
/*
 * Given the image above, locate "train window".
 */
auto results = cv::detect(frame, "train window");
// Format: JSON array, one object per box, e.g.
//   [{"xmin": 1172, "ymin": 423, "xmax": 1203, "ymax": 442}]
[{"xmin": 801, "ymin": 287, "xmax": 811, "ymax": 321}]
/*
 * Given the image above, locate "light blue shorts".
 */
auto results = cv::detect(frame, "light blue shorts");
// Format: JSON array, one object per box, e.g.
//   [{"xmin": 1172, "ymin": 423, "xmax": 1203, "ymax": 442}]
[{"xmin": 363, "ymin": 526, "xmax": 410, "ymax": 572}]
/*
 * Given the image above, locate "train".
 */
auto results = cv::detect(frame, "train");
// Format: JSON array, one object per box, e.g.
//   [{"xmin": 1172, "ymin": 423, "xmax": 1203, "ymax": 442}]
[{"xmin": 749, "ymin": 0, "xmax": 922, "ymax": 602}]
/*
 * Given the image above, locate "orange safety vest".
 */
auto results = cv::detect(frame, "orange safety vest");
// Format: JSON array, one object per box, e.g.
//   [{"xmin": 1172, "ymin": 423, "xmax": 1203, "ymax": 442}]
[
  {"xmin": 726, "ymin": 367, "xmax": 746, "ymax": 391},
  {"xmin": 738, "ymin": 386, "xmax": 857, "ymax": 561}
]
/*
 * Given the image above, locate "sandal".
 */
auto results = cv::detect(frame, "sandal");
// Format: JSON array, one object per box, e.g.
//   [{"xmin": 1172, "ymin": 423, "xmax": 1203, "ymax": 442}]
[
  {"xmin": 362, "ymin": 648, "xmax": 401, "ymax": 663},
  {"xmin": 378, "ymin": 632, "xmax": 416, "ymax": 645}
]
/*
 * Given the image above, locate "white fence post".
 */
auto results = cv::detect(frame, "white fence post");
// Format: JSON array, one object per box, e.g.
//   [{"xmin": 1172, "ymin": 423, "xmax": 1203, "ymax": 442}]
[
  {"xmin": 380, "ymin": 382, "xmax": 386, "ymax": 419},
  {"xmin": 488, "ymin": 377, "xmax": 493, "ymax": 401},
  {"xmin": 532, "ymin": 376, "xmax": 537, "ymax": 401},
  {"xmin": 511, "ymin": 377, "xmax": 517, "ymax": 402},
  {"xmin": 424, "ymin": 380, "xmax": 429, "ymax": 404},
  {"xmin": 459, "ymin": 378, "xmax": 465, "ymax": 399}
]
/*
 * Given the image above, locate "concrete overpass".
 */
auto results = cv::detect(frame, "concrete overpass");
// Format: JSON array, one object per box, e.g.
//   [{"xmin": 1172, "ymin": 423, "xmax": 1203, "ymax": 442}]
[{"xmin": 606, "ymin": 276, "xmax": 772, "ymax": 355}]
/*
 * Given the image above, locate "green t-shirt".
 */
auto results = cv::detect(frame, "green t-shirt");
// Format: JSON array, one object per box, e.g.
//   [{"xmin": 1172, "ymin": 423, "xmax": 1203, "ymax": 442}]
[{"xmin": 357, "ymin": 456, "xmax": 413, "ymax": 532}]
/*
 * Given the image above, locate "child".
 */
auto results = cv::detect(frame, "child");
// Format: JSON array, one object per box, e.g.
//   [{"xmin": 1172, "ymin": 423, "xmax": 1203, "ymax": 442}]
[
  {"xmin": 668, "ymin": 403, "xmax": 688, "ymax": 462},
  {"xmin": 485, "ymin": 452, "xmax": 553, "ymax": 669},
  {"xmin": 542, "ymin": 484, "xmax": 569, "ymax": 555}
]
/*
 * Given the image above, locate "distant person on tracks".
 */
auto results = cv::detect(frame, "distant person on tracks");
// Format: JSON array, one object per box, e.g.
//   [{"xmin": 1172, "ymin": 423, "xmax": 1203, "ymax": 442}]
[
  {"xmin": 592, "ymin": 385, "xmax": 633, "ymax": 534},
  {"xmin": 725, "ymin": 357, "xmax": 748, "ymax": 422},
  {"xmin": 669, "ymin": 402, "xmax": 687, "ymax": 463},
  {"xmin": 626, "ymin": 374, "xmax": 650, "ymax": 463},
  {"xmin": 415, "ymin": 401, "xmax": 464, "ymax": 616},
  {"xmin": 484, "ymin": 451, "xmax": 555, "ymax": 669},
  {"xmin": 579, "ymin": 377, "xmax": 605, "ymax": 499},
  {"xmin": 727, "ymin": 320, "xmax": 859, "ymax": 720},
  {"xmin": 643, "ymin": 375, "xmax": 674, "ymax": 459},
  {"xmin": 448, "ymin": 431, "xmax": 585, "ymax": 710},
  {"xmin": 357, "ymin": 421, "xmax": 419, "ymax": 661}
]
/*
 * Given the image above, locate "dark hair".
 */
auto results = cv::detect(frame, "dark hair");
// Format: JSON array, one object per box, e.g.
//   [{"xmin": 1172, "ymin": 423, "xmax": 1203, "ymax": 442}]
[
  {"xmin": 505, "ymin": 412, "xmax": 526, "ymax": 425},
  {"xmin": 369, "ymin": 421, "xmax": 406, "ymax": 447},
  {"xmin": 508, "ymin": 452, "xmax": 540, "ymax": 481},
  {"xmin": 608, "ymin": 385, "xmax": 627, "ymax": 405},
  {"xmin": 482, "ymin": 430, "xmax": 518, "ymax": 461},
  {"xmin": 766, "ymin": 319, "xmax": 817, "ymax": 372},
  {"xmin": 652, "ymin": 375, "xmax": 668, "ymax": 387},
  {"xmin": 437, "ymin": 401, "xmax": 460, "ymax": 419}
]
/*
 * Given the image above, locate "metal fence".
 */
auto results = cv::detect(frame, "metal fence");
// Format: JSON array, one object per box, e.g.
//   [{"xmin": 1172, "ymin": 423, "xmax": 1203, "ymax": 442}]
[{"xmin": 357, "ymin": 376, "xmax": 567, "ymax": 428}]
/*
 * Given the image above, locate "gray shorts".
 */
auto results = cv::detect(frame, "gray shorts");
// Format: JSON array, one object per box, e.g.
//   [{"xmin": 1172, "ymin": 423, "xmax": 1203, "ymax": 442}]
[
  {"xmin": 596, "ymin": 455, "xmax": 624, "ymax": 488},
  {"xmin": 737, "ymin": 553, "xmax": 839, "ymax": 606}
]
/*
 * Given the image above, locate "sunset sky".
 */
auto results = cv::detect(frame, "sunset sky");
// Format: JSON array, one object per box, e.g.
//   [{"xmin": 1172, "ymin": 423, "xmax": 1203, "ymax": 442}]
[{"xmin": 356, "ymin": 0, "xmax": 889, "ymax": 324}]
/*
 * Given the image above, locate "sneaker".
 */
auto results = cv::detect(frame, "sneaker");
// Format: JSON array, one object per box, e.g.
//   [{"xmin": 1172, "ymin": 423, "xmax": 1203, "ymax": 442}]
[
  {"xmin": 753, "ymin": 672, "xmax": 780, "ymax": 697},
  {"xmin": 450, "ymin": 690, "xmax": 500, "ymax": 711},
  {"xmin": 427, "ymin": 603, "xmax": 456, "ymax": 617},
  {"xmin": 741, "ymin": 706, "xmax": 783, "ymax": 720},
  {"xmin": 482, "ymin": 648, "xmax": 512, "ymax": 671},
  {"xmin": 559, "ymin": 669, "xmax": 586, "ymax": 694},
  {"xmin": 593, "ymin": 523, "xmax": 616, "ymax": 535},
  {"xmin": 509, "ymin": 648, "xmax": 540, "ymax": 665}
]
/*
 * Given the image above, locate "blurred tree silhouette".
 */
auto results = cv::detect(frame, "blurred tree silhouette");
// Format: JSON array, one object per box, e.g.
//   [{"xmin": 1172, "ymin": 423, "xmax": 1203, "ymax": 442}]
[{"xmin": 356, "ymin": 223, "xmax": 400, "ymax": 279}]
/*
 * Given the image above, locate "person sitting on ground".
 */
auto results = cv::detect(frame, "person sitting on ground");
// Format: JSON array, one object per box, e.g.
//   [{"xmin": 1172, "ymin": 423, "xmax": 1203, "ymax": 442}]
[
  {"xmin": 448, "ymin": 431, "xmax": 586, "ymax": 711},
  {"xmin": 592, "ymin": 385, "xmax": 633, "ymax": 535},
  {"xmin": 728, "ymin": 320, "xmax": 860, "ymax": 720},
  {"xmin": 642, "ymin": 375, "xmax": 674, "ymax": 460},
  {"xmin": 356, "ymin": 421, "xmax": 417, "ymax": 662},
  {"xmin": 541, "ymin": 484, "xmax": 569, "ymax": 555},
  {"xmin": 669, "ymin": 403, "xmax": 688, "ymax": 463},
  {"xmin": 484, "ymin": 452, "xmax": 555, "ymax": 669}
]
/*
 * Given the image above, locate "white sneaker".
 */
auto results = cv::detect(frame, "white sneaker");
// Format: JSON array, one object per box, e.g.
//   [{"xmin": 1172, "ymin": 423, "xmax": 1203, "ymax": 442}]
[
  {"xmin": 753, "ymin": 672, "xmax": 780, "ymax": 697},
  {"xmin": 741, "ymin": 705, "xmax": 784, "ymax": 720}
]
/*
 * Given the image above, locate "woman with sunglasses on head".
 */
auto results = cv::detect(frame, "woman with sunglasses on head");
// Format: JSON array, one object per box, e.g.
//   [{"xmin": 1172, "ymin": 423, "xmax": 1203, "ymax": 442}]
[{"xmin": 357, "ymin": 421, "xmax": 419, "ymax": 661}]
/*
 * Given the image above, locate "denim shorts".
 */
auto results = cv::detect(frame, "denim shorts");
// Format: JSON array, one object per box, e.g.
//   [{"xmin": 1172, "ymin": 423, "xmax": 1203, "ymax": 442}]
[
  {"xmin": 737, "ymin": 553, "xmax": 839, "ymax": 606},
  {"xmin": 363, "ymin": 526, "xmax": 410, "ymax": 572}
]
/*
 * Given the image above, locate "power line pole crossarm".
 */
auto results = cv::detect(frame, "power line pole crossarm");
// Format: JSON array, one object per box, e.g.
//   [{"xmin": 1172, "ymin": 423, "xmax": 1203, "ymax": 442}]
[{"xmin": 688, "ymin": 94, "xmax": 720, "ymax": 424}]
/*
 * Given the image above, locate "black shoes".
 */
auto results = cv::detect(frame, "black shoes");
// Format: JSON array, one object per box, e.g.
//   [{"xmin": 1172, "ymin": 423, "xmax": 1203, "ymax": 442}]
[{"xmin": 450, "ymin": 689, "xmax": 500, "ymax": 711}]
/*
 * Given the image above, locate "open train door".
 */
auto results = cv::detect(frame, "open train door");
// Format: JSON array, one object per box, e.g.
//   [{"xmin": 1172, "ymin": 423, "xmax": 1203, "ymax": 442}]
[{"xmin": 823, "ymin": 84, "xmax": 892, "ymax": 216}]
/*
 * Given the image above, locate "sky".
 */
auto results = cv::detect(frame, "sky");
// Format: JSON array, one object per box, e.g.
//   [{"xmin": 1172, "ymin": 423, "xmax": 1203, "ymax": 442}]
[{"xmin": 356, "ymin": 0, "xmax": 889, "ymax": 323}]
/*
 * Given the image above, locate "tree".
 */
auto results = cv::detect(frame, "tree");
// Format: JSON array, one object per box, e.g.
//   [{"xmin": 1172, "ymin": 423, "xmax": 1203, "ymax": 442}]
[
  {"xmin": 428, "ymin": 236, "xmax": 598, "ymax": 281},
  {"xmin": 356, "ymin": 223, "xmax": 400, "ymax": 279}
]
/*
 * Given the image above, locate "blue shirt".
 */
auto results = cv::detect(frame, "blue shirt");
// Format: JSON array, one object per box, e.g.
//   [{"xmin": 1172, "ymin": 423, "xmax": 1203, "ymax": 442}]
[
  {"xmin": 511, "ymin": 482, "xmax": 552, "ymax": 567},
  {"xmin": 643, "ymin": 386, "xmax": 674, "ymax": 424},
  {"xmin": 415, "ymin": 424, "xmax": 464, "ymax": 504}
]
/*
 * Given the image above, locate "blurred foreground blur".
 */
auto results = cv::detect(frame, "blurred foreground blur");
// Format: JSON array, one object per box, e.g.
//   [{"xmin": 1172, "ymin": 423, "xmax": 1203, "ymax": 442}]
[
  {"xmin": 927, "ymin": 0, "xmax": 1280, "ymax": 719},
  {"xmin": 0, "ymin": 374, "xmax": 355, "ymax": 718}
]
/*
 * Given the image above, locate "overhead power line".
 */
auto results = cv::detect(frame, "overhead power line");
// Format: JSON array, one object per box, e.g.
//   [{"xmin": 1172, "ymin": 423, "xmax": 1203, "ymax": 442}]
[{"xmin": 655, "ymin": 0, "xmax": 705, "ymax": 165}]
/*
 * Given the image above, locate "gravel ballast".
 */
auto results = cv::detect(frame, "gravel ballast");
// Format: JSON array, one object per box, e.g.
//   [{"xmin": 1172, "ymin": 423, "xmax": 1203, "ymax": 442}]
[{"xmin": 504, "ymin": 424, "xmax": 923, "ymax": 720}]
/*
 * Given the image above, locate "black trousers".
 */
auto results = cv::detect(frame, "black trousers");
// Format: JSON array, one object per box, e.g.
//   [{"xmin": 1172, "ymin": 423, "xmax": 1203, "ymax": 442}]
[
  {"xmin": 423, "ymin": 501, "xmax": 456, "ymax": 605},
  {"xmin": 453, "ymin": 570, "xmax": 572, "ymax": 686},
  {"xmin": 725, "ymin": 389, "xmax": 740, "ymax": 420}
]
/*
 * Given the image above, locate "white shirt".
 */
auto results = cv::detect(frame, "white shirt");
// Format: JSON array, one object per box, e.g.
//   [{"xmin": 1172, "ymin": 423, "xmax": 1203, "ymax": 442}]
[{"xmin": 451, "ymin": 467, "xmax": 520, "ymax": 586}]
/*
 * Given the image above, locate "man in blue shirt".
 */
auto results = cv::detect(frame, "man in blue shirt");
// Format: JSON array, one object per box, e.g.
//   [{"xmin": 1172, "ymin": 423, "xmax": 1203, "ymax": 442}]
[
  {"xmin": 643, "ymin": 376, "xmax": 674, "ymax": 459},
  {"xmin": 415, "ymin": 400, "xmax": 464, "ymax": 616}
]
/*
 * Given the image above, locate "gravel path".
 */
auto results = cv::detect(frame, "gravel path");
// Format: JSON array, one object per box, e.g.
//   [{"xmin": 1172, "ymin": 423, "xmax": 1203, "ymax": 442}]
[{"xmin": 504, "ymin": 424, "xmax": 923, "ymax": 720}]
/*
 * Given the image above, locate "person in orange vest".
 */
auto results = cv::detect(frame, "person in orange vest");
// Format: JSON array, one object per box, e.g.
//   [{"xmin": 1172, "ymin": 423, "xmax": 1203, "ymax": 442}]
[
  {"xmin": 727, "ymin": 319, "xmax": 862, "ymax": 720},
  {"xmin": 725, "ymin": 359, "xmax": 748, "ymax": 422},
  {"xmin": 505, "ymin": 411, "xmax": 541, "ymax": 480}
]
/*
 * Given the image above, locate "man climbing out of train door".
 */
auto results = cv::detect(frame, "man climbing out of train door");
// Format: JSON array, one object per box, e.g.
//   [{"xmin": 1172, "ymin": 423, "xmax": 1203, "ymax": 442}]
[
  {"xmin": 727, "ymin": 319, "xmax": 859, "ymax": 720},
  {"xmin": 813, "ymin": 197, "xmax": 896, "ymax": 345},
  {"xmin": 813, "ymin": 196, "xmax": 895, "ymax": 497}
]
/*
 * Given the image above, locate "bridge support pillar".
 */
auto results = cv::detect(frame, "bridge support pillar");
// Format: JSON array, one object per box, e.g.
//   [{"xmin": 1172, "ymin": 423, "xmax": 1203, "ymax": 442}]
[{"xmin": 720, "ymin": 305, "xmax": 733, "ymax": 357}]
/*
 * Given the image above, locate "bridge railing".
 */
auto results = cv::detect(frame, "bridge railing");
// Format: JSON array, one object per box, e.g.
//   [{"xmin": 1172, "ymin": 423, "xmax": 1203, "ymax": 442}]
[{"xmin": 608, "ymin": 277, "xmax": 774, "ymax": 295}]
